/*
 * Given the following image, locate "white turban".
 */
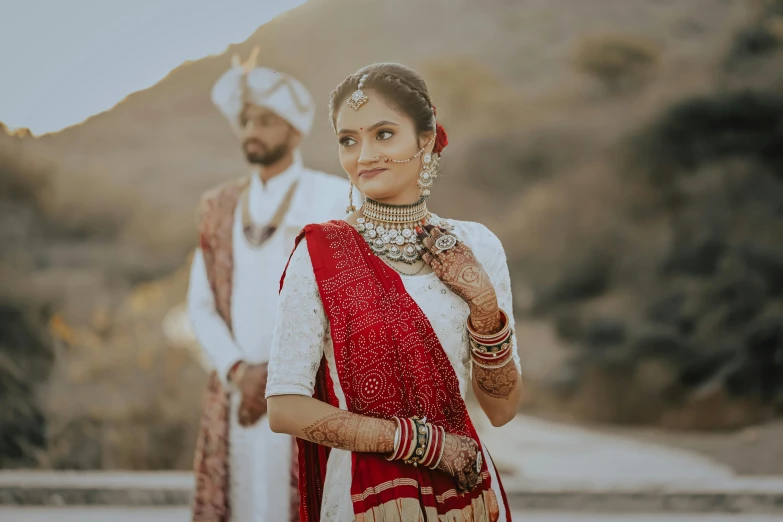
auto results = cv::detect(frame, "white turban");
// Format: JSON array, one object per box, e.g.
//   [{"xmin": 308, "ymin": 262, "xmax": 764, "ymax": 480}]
[{"xmin": 211, "ymin": 65, "xmax": 315, "ymax": 136}]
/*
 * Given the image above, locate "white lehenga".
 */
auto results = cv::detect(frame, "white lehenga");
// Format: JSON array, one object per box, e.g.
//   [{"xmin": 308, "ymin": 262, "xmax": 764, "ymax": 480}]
[{"xmin": 265, "ymin": 219, "xmax": 521, "ymax": 522}]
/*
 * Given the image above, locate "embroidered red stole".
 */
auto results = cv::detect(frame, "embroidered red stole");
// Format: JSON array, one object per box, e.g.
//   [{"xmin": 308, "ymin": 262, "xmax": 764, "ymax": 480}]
[
  {"xmin": 191, "ymin": 178, "xmax": 246, "ymax": 522},
  {"xmin": 282, "ymin": 221, "xmax": 508, "ymax": 522}
]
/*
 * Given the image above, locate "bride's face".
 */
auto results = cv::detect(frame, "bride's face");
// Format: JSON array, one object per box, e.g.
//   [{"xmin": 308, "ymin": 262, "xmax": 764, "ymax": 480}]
[{"xmin": 335, "ymin": 90, "xmax": 433, "ymax": 204}]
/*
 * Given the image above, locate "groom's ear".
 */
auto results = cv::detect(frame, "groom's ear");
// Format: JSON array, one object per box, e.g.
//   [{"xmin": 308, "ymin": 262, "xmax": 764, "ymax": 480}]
[{"xmin": 288, "ymin": 126, "xmax": 303, "ymax": 149}]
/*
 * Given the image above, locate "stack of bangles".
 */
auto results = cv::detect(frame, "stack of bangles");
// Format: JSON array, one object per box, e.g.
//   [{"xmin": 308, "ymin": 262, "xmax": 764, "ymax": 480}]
[
  {"xmin": 386, "ymin": 416, "xmax": 445, "ymax": 469},
  {"xmin": 467, "ymin": 308, "xmax": 514, "ymax": 370}
]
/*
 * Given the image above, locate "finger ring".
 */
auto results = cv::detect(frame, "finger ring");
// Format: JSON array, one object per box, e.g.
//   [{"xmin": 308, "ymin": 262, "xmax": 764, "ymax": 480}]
[
  {"xmin": 433, "ymin": 234, "xmax": 457, "ymax": 254},
  {"xmin": 475, "ymin": 451, "xmax": 483, "ymax": 473}
]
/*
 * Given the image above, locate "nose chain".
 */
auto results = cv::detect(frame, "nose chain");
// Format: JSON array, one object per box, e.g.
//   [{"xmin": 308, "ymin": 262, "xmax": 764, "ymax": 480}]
[{"xmin": 369, "ymin": 135, "xmax": 435, "ymax": 165}]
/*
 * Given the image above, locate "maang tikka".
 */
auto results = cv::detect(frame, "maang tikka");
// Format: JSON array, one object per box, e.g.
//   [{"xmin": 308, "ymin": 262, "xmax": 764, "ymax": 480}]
[{"xmin": 347, "ymin": 74, "xmax": 369, "ymax": 110}]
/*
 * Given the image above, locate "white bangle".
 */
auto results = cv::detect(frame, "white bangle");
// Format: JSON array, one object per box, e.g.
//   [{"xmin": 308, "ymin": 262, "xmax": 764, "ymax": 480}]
[{"xmin": 385, "ymin": 417, "xmax": 402, "ymax": 461}]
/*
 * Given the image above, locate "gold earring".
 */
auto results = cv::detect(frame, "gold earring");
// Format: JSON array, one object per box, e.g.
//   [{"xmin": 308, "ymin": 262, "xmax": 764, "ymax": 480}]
[
  {"xmin": 346, "ymin": 182, "xmax": 357, "ymax": 214},
  {"xmin": 417, "ymin": 153, "xmax": 439, "ymax": 198}
]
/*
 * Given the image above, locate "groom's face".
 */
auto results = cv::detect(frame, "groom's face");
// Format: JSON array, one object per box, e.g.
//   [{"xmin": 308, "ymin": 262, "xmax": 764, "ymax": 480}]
[{"xmin": 239, "ymin": 103, "xmax": 301, "ymax": 167}]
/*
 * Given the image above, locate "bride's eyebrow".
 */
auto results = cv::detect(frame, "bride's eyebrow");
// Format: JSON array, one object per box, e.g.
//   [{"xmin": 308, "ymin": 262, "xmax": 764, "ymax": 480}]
[{"xmin": 338, "ymin": 120, "xmax": 399, "ymax": 134}]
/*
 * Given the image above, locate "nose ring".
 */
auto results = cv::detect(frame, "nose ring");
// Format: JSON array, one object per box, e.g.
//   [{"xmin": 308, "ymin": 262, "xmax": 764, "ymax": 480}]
[{"xmin": 371, "ymin": 154, "xmax": 389, "ymax": 165}]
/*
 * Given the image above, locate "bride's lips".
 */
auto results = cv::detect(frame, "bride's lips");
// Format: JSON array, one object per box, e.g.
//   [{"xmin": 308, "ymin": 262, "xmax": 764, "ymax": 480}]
[{"xmin": 358, "ymin": 167, "xmax": 388, "ymax": 179}]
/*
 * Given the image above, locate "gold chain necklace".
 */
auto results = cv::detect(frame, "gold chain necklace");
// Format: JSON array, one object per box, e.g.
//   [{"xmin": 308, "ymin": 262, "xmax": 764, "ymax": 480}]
[
  {"xmin": 387, "ymin": 259, "xmax": 428, "ymax": 276},
  {"xmin": 241, "ymin": 179, "xmax": 299, "ymax": 249}
]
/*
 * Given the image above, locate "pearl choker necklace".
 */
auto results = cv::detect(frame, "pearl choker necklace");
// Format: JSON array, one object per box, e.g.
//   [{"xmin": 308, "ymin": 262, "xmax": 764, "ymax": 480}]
[{"xmin": 356, "ymin": 198, "xmax": 430, "ymax": 264}]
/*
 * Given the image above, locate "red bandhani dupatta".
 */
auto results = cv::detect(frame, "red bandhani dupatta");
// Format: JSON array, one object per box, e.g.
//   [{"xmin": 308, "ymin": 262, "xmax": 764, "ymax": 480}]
[{"xmin": 281, "ymin": 220, "xmax": 511, "ymax": 522}]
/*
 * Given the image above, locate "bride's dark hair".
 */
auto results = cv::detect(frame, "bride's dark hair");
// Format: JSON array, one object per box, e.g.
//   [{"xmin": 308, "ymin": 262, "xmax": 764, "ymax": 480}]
[{"xmin": 330, "ymin": 63, "xmax": 448, "ymax": 155}]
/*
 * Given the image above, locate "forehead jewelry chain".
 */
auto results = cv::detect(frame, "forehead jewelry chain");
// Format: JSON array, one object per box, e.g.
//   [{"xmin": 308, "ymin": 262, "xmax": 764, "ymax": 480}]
[{"xmin": 347, "ymin": 74, "xmax": 370, "ymax": 110}]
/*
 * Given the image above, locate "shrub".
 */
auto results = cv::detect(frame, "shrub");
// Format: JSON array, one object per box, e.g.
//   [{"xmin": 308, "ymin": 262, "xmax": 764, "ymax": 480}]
[
  {"xmin": 640, "ymin": 90, "xmax": 783, "ymax": 184},
  {"xmin": 574, "ymin": 34, "xmax": 661, "ymax": 93}
]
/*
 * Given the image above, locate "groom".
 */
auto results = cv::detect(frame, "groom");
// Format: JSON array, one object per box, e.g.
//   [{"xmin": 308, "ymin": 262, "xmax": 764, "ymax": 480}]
[{"xmin": 188, "ymin": 51, "xmax": 351, "ymax": 522}]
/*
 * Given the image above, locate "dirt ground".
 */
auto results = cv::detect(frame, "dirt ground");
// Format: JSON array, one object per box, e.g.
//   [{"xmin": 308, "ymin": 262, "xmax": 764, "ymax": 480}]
[{"xmin": 600, "ymin": 419, "xmax": 783, "ymax": 476}]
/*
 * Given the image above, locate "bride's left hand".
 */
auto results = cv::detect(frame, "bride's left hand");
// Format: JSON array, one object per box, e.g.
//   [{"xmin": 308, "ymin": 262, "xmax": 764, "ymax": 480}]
[{"xmin": 418, "ymin": 226, "xmax": 498, "ymax": 320}]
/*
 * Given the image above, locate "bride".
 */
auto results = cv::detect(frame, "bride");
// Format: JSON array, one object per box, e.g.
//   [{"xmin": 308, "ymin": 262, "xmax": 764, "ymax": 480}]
[{"xmin": 265, "ymin": 62, "xmax": 522, "ymax": 522}]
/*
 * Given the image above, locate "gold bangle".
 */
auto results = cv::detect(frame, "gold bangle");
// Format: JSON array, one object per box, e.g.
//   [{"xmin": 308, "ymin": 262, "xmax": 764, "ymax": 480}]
[{"xmin": 467, "ymin": 309, "xmax": 510, "ymax": 342}]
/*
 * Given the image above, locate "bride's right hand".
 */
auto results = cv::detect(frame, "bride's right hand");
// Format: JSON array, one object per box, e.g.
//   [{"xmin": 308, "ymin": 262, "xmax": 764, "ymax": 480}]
[{"xmin": 435, "ymin": 433, "xmax": 481, "ymax": 492}]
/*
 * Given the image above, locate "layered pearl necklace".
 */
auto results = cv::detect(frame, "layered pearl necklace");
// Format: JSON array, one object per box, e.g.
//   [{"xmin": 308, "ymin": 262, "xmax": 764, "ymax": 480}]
[{"xmin": 355, "ymin": 198, "xmax": 430, "ymax": 264}]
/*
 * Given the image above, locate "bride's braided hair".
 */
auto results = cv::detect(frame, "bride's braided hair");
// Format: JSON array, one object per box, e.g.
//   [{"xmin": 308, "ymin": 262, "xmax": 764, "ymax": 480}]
[{"xmin": 329, "ymin": 63, "xmax": 448, "ymax": 155}]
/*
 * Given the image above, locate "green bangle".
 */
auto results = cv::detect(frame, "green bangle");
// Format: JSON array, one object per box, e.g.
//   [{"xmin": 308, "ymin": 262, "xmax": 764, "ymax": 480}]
[
  {"xmin": 404, "ymin": 417, "xmax": 429, "ymax": 467},
  {"xmin": 470, "ymin": 330, "xmax": 513, "ymax": 354}
]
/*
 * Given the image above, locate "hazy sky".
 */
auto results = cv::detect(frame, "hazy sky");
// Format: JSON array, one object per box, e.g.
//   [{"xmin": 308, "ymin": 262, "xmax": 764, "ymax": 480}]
[{"xmin": 0, "ymin": 0, "xmax": 306, "ymax": 135}]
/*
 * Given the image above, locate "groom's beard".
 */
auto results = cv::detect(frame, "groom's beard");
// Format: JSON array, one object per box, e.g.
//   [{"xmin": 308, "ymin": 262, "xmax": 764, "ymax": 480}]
[{"xmin": 243, "ymin": 139, "xmax": 289, "ymax": 167}]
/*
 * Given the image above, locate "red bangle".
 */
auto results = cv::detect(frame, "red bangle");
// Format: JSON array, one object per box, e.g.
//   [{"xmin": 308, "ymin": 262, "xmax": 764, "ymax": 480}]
[
  {"xmin": 471, "ymin": 347, "xmax": 513, "ymax": 364},
  {"xmin": 430, "ymin": 426, "xmax": 446, "ymax": 470},
  {"xmin": 420, "ymin": 423, "xmax": 438, "ymax": 468},
  {"xmin": 470, "ymin": 327, "xmax": 512, "ymax": 347},
  {"xmin": 227, "ymin": 361, "xmax": 242, "ymax": 380},
  {"xmin": 400, "ymin": 418, "xmax": 412, "ymax": 461},
  {"xmin": 468, "ymin": 309, "xmax": 511, "ymax": 343},
  {"xmin": 472, "ymin": 331, "xmax": 509, "ymax": 346},
  {"xmin": 432, "ymin": 426, "xmax": 444, "ymax": 468},
  {"xmin": 227, "ymin": 360, "xmax": 248, "ymax": 388}
]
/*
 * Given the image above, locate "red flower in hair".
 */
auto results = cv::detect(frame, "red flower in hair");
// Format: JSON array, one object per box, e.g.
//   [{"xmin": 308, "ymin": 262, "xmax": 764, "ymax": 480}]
[
  {"xmin": 434, "ymin": 123, "xmax": 449, "ymax": 156},
  {"xmin": 431, "ymin": 105, "xmax": 448, "ymax": 155}
]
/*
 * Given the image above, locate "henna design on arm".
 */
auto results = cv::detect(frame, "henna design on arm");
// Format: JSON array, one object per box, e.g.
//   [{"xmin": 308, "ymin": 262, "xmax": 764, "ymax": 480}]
[
  {"xmin": 433, "ymin": 248, "xmax": 489, "ymax": 304},
  {"xmin": 302, "ymin": 411, "xmax": 396, "ymax": 453},
  {"xmin": 420, "ymin": 227, "xmax": 505, "ymax": 335},
  {"xmin": 473, "ymin": 362, "xmax": 519, "ymax": 400},
  {"xmin": 468, "ymin": 305, "xmax": 503, "ymax": 335}
]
